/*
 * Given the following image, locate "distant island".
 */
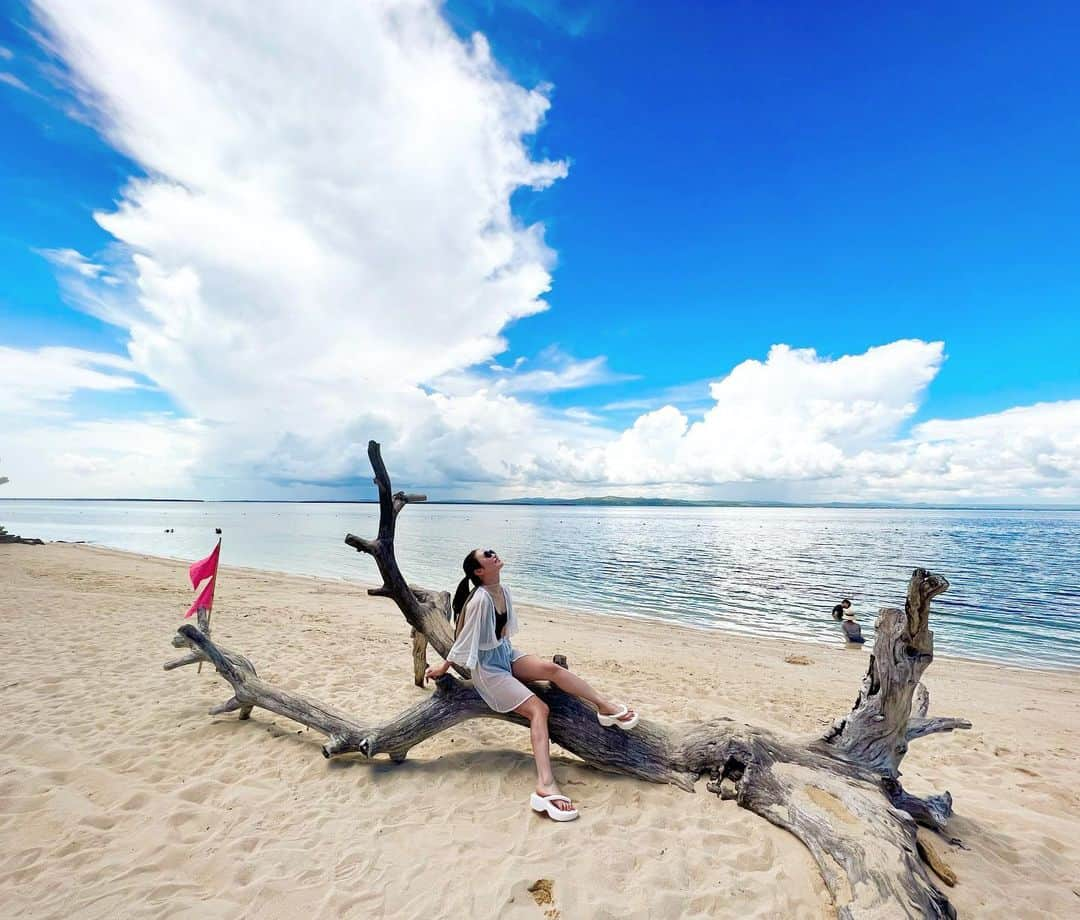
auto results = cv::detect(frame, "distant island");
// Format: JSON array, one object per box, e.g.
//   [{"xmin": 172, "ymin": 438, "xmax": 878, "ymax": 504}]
[{"xmin": 462, "ymin": 497, "xmax": 1080, "ymax": 511}]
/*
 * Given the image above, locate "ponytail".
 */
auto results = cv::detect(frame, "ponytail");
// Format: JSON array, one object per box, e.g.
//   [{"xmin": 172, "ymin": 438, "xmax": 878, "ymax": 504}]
[
  {"xmin": 452, "ymin": 576, "xmax": 472, "ymax": 633},
  {"xmin": 452, "ymin": 550, "xmax": 484, "ymax": 638}
]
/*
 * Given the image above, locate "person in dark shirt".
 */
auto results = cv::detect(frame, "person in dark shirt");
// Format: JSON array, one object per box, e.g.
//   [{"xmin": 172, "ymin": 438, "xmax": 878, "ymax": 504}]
[
  {"xmin": 840, "ymin": 609, "xmax": 865, "ymax": 644},
  {"xmin": 831, "ymin": 598, "xmax": 852, "ymax": 620}
]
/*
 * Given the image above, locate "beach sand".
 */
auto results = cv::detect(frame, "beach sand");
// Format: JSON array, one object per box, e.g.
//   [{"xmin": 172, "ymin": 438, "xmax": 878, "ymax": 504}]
[{"xmin": 1, "ymin": 542, "xmax": 1077, "ymax": 918}]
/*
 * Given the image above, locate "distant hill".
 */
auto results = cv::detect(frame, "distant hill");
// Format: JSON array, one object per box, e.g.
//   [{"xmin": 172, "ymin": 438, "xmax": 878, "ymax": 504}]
[
  {"xmin": 488, "ymin": 496, "xmax": 759, "ymax": 507},
  {"xmin": 474, "ymin": 497, "xmax": 1080, "ymax": 511}
]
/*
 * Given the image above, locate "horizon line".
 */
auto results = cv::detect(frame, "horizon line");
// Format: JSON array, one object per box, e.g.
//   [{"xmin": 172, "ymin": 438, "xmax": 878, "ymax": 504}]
[{"xmin": 1, "ymin": 497, "xmax": 1078, "ymax": 512}]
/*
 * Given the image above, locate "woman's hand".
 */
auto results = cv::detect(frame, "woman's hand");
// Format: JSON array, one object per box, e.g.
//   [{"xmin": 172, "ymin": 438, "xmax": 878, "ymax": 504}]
[{"xmin": 424, "ymin": 661, "xmax": 451, "ymax": 684}]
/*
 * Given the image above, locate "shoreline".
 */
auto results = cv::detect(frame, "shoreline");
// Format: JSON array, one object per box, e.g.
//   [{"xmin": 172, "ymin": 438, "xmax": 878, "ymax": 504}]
[
  {"xmin": 26, "ymin": 539, "xmax": 1080, "ymax": 676},
  {"xmin": 3, "ymin": 540, "xmax": 1078, "ymax": 918}
]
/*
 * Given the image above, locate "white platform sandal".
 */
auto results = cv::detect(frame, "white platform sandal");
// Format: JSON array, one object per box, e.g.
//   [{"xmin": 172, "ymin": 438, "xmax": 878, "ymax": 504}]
[
  {"xmin": 530, "ymin": 792, "xmax": 579, "ymax": 822},
  {"xmin": 597, "ymin": 702, "xmax": 639, "ymax": 730}
]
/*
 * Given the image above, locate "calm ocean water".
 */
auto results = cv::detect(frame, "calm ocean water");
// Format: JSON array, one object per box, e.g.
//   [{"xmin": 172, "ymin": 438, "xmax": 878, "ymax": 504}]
[{"xmin": 2, "ymin": 501, "xmax": 1077, "ymax": 669}]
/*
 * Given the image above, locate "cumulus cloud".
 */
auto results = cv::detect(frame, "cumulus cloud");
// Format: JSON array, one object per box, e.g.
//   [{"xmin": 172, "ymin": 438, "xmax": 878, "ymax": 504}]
[
  {"xmin": 510, "ymin": 341, "xmax": 1080, "ymax": 502},
  {"xmin": 592, "ymin": 340, "xmax": 944, "ymax": 485},
  {"xmin": 21, "ymin": 0, "xmax": 590, "ymax": 491},
  {"xmin": 848, "ymin": 401, "xmax": 1080, "ymax": 501}
]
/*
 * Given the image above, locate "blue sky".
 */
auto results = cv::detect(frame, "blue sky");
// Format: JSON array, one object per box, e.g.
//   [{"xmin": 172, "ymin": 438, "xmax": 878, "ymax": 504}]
[
  {"xmin": 446, "ymin": 0, "xmax": 1080, "ymax": 422},
  {"xmin": 1, "ymin": 1, "xmax": 1078, "ymax": 500}
]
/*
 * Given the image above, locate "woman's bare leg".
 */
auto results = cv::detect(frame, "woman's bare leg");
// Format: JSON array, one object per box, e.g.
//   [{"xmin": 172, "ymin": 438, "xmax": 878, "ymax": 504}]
[
  {"xmin": 512, "ymin": 656, "xmax": 635, "ymax": 721},
  {"xmin": 513, "ymin": 695, "xmax": 574, "ymax": 812}
]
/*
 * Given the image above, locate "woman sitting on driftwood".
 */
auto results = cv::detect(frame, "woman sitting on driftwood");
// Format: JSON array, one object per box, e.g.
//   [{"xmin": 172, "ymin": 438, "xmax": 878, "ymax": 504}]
[{"xmin": 424, "ymin": 548, "xmax": 640, "ymax": 822}]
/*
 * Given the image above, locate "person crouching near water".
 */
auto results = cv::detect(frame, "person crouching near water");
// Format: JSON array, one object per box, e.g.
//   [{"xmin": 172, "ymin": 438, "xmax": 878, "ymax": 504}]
[
  {"xmin": 832, "ymin": 599, "xmax": 865, "ymax": 644},
  {"xmin": 423, "ymin": 548, "xmax": 640, "ymax": 823}
]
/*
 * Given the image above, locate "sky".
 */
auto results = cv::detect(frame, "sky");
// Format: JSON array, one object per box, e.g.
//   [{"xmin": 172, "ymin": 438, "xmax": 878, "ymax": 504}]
[{"xmin": 1, "ymin": 0, "xmax": 1078, "ymax": 503}]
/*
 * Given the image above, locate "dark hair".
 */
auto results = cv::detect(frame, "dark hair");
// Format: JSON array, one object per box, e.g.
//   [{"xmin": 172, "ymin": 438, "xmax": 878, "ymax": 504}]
[{"xmin": 452, "ymin": 549, "xmax": 484, "ymax": 638}]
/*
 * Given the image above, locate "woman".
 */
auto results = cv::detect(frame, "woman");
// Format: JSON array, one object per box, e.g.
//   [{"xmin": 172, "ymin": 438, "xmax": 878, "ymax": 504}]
[
  {"xmin": 424, "ymin": 548, "xmax": 639, "ymax": 822},
  {"xmin": 840, "ymin": 608, "xmax": 866, "ymax": 644}
]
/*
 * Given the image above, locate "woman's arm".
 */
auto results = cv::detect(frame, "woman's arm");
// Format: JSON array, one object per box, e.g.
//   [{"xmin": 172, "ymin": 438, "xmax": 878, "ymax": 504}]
[{"xmin": 424, "ymin": 659, "xmax": 452, "ymax": 682}]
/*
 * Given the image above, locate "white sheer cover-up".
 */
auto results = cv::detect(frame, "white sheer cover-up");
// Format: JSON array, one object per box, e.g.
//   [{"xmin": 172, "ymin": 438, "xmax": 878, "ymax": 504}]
[
  {"xmin": 447, "ymin": 585, "xmax": 521, "ymax": 669},
  {"xmin": 446, "ymin": 586, "xmax": 535, "ymax": 713}
]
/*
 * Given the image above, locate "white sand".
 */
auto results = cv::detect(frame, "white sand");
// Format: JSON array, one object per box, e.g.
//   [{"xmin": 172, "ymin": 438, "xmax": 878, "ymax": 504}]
[{"xmin": 1, "ymin": 542, "xmax": 1077, "ymax": 918}]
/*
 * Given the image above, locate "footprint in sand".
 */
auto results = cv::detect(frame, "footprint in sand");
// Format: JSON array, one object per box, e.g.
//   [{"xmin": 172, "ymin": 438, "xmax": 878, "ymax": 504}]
[
  {"xmin": 528, "ymin": 879, "xmax": 560, "ymax": 920},
  {"xmin": 503, "ymin": 878, "xmax": 561, "ymax": 919},
  {"xmin": 79, "ymin": 813, "xmax": 117, "ymax": 831}
]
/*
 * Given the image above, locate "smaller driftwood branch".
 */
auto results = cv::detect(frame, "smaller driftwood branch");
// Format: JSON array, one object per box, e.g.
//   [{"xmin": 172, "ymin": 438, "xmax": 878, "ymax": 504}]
[
  {"xmin": 904, "ymin": 683, "xmax": 970, "ymax": 741},
  {"xmin": 163, "ymin": 608, "xmax": 215, "ymax": 671},
  {"xmin": 345, "ymin": 442, "xmax": 459, "ymax": 678},
  {"xmin": 906, "ymin": 716, "xmax": 973, "ymax": 742}
]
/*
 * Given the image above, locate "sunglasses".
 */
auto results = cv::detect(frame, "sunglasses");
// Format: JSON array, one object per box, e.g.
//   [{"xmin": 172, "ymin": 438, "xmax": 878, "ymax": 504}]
[{"xmin": 482, "ymin": 549, "xmax": 499, "ymax": 559}]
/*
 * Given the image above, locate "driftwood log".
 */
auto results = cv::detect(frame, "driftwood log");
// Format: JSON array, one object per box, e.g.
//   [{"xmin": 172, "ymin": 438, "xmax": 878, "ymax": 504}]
[{"xmin": 166, "ymin": 441, "xmax": 972, "ymax": 919}]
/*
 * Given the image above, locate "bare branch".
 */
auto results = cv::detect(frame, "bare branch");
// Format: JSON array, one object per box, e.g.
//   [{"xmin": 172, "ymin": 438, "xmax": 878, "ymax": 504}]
[{"xmin": 906, "ymin": 717, "xmax": 973, "ymax": 742}]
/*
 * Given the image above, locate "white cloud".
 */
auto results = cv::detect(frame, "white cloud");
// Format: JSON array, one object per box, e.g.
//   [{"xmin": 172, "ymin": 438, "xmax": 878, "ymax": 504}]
[
  {"xmin": 593, "ymin": 340, "xmax": 944, "ymax": 485},
  {"xmin": 37, "ymin": 248, "xmax": 108, "ymax": 279},
  {"xmin": 847, "ymin": 401, "xmax": 1080, "ymax": 500},
  {"xmin": 0, "ymin": 72, "xmax": 30, "ymax": 92},
  {"xmin": 0, "ymin": 415, "xmax": 204, "ymax": 497},
  {"xmin": 21, "ymin": 0, "xmax": 577, "ymax": 492},
  {"xmin": 435, "ymin": 348, "xmax": 634, "ymax": 397},
  {"xmin": 602, "ymin": 378, "xmax": 714, "ymax": 413},
  {"xmin": 0, "ymin": 346, "xmax": 141, "ymax": 415},
  {"xmin": 509, "ymin": 342, "xmax": 1080, "ymax": 502}
]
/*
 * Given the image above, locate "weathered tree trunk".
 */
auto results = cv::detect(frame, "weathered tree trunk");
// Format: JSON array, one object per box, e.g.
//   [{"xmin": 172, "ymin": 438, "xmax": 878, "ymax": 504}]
[{"xmin": 166, "ymin": 441, "xmax": 972, "ymax": 919}]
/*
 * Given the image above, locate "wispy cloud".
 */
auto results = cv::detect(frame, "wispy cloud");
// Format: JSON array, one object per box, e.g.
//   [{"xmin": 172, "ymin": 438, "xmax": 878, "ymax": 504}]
[
  {"xmin": 501, "ymin": 0, "xmax": 612, "ymax": 38},
  {"xmin": 483, "ymin": 348, "xmax": 635, "ymax": 394},
  {"xmin": 0, "ymin": 345, "xmax": 140, "ymax": 416},
  {"xmin": 0, "ymin": 72, "xmax": 30, "ymax": 92},
  {"xmin": 37, "ymin": 247, "xmax": 108, "ymax": 279},
  {"xmin": 602, "ymin": 379, "xmax": 714, "ymax": 413}
]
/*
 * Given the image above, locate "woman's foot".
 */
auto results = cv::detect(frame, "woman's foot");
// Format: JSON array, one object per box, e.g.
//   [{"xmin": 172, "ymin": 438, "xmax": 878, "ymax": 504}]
[
  {"xmin": 536, "ymin": 781, "xmax": 575, "ymax": 812},
  {"xmin": 598, "ymin": 700, "xmax": 636, "ymax": 723}
]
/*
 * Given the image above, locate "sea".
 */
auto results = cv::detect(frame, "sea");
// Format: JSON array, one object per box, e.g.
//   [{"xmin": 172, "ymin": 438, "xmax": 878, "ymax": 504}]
[{"xmin": 2, "ymin": 500, "xmax": 1077, "ymax": 670}]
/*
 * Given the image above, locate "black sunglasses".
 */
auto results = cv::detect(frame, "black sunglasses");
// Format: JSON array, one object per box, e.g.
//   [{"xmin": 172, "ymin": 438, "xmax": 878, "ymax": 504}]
[{"xmin": 482, "ymin": 549, "xmax": 499, "ymax": 559}]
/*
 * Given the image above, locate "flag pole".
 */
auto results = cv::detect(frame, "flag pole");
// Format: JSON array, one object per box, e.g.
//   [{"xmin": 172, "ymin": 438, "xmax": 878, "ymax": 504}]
[{"xmin": 196, "ymin": 605, "xmax": 210, "ymax": 674}]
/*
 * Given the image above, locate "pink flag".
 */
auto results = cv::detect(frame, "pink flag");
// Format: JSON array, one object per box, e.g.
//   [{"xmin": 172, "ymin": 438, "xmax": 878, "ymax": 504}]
[
  {"xmin": 184, "ymin": 539, "xmax": 220, "ymax": 618},
  {"xmin": 189, "ymin": 539, "xmax": 221, "ymax": 590},
  {"xmin": 184, "ymin": 575, "xmax": 217, "ymax": 619}
]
